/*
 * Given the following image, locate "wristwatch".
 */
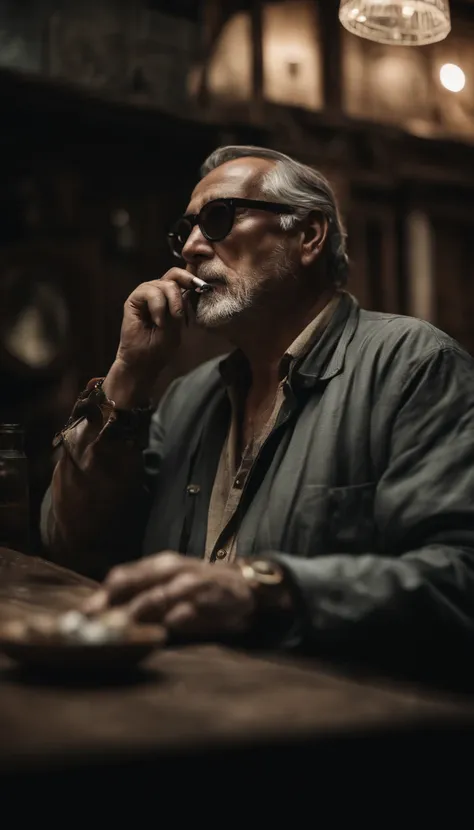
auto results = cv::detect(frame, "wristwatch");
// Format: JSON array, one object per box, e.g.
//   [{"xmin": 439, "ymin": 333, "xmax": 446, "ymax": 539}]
[
  {"xmin": 54, "ymin": 377, "xmax": 153, "ymax": 451},
  {"xmin": 237, "ymin": 558, "xmax": 294, "ymax": 614}
]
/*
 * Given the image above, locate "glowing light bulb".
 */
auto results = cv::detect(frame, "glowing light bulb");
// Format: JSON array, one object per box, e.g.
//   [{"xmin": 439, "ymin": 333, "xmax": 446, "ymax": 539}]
[
  {"xmin": 339, "ymin": 0, "xmax": 451, "ymax": 46},
  {"xmin": 440, "ymin": 63, "xmax": 466, "ymax": 93}
]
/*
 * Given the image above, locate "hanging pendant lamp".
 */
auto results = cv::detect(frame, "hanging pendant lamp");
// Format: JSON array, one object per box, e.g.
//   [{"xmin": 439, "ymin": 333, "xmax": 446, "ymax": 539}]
[{"xmin": 338, "ymin": 1, "xmax": 451, "ymax": 46}]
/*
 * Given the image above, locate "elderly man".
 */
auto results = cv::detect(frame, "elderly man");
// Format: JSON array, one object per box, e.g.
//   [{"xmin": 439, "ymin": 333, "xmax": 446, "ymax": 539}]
[{"xmin": 41, "ymin": 145, "xmax": 474, "ymax": 681}]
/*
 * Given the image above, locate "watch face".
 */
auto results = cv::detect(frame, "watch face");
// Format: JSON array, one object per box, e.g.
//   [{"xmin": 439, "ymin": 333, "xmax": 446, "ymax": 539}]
[{"xmin": 249, "ymin": 560, "xmax": 284, "ymax": 585}]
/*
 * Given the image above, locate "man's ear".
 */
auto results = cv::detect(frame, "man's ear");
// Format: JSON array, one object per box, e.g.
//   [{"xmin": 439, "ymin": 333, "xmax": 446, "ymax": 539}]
[{"xmin": 300, "ymin": 210, "xmax": 329, "ymax": 268}]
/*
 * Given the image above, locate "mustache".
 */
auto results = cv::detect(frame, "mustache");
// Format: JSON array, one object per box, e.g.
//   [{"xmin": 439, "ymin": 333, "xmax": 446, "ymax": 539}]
[{"xmin": 195, "ymin": 267, "xmax": 228, "ymax": 285}]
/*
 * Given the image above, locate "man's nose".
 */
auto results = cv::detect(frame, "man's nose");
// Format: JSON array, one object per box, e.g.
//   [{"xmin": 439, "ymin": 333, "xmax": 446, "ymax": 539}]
[{"xmin": 181, "ymin": 224, "xmax": 214, "ymax": 264}]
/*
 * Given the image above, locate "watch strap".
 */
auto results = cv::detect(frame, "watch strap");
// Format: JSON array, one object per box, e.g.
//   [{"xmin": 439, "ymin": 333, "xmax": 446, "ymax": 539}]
[{"xmin": 54, "ymin": 377, "xmax": 153, "ymax": 451}]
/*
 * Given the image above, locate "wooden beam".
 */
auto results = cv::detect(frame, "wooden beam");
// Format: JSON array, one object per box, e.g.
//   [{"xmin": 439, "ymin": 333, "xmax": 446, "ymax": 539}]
[
  {"xmin": 250, "ymin": 0, "xmax": 264, "ymax": 111},
  {"xmin": 318, "ymin": 0, "xmax": 343, "ymax": 117},
  {"xmin": 196, "ymin": 0, "xmax": 223, "ymax": 108}
]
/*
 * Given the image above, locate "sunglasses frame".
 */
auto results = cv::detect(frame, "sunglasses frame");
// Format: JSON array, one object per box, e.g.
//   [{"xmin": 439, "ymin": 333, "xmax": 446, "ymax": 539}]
[{"xmin": 167, "ymin": 197, "xmax": 296, "ymax": 259}]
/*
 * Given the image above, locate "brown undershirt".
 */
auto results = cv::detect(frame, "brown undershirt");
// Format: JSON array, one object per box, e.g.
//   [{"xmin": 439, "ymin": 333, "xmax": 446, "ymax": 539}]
[{"xmin": 205, "ymin": 292, "xmax": 342, "ymax": 563}]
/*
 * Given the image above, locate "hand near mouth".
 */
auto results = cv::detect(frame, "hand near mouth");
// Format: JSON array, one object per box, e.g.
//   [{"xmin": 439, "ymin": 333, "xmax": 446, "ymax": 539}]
[{"xmin": 102, "ymin": 268, "xmax": 206, "ymax": 408}]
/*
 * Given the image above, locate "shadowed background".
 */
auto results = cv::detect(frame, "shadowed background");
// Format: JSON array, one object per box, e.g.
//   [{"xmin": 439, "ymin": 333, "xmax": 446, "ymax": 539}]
[{"xmin": 0, "ymin": 0, "xmax": 473, "ymax": 553}]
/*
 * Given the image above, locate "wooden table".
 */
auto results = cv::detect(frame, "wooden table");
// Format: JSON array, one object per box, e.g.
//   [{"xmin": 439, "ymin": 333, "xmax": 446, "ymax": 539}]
[{"xmin": 0, "ymin": 546, "xmax": 473, "ymax": 805}]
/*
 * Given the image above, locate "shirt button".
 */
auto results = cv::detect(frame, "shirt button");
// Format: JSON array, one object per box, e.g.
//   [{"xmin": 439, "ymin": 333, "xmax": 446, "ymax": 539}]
[
  {"xmin": 215, "ymin": 549, "xmax": 227, "ymax": 560},
  {"xmin": 186, "ymin": 484, "xmax": 200, "ymax": 495}
]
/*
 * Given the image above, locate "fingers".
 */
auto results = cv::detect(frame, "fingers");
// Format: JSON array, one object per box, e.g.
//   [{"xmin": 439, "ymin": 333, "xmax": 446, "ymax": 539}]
[
  {"xmin": 126, "ymin": 585, "xmax": 169, "ymax": 622},
  {"xmin": 124, "ymin": 568, "xmax": 255, "ymax": 638},
  {"xmin": 82, "ymin": 589, "xmax": 108, "ymax": 615},
  {"xmin": 129, "ymin": 594, "xmax": 205, "ymax": 637},
  {"xmin": 159, "ymin": 267, "xmax": 197, "ymax": 289},
  {"xmin": 107, "ymin": 552, "xmax": 189, "ymax": 604},
  {"xmin": 154, "ymin": 268, "xmax": 201, "ymax": 323},
  {"xmin": 127, "ymin": 268, "xmax": 196, "ymax": 327},
  {"xmin": 128, "ymin": 281, "xmax": 181, "ymax": 327},
  {"xmin": 150, "ymin": 280, "xmax": 184, "ymax": 323},
  {"xmin": 163, "ymin": 602, "xmax": 197, "ymax": 634},
  {"xmin": 125, "ymin": 571, "xmax": 197, "ymax": 620},
  {"xmin": 82, "ymin": 555, "xmax": 256, "ymax": 642},
  {"xmin": 83, "ymin": 552, "xmax": 189, "ymax": 615}
]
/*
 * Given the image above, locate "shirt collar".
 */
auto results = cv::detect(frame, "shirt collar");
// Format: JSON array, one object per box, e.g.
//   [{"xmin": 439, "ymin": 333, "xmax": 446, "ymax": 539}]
[
  {"xmin": 284, "ymin": 292, "xmax": 342, "ymax": 366},
  {"xmin": 219, "ymin": 291, "xmax": 343, "ymax": 388}
]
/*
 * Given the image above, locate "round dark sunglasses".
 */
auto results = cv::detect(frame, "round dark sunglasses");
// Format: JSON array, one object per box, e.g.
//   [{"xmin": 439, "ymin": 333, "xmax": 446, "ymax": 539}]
[{"xmin": 167, "ymin": 197, "xmax": 296, "ymax": 259}]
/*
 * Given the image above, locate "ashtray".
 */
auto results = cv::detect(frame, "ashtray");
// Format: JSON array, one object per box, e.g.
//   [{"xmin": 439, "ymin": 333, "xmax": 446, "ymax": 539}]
[{"xmin": 0, "ymin": 609, "xmax": 166, "ymax": 675}]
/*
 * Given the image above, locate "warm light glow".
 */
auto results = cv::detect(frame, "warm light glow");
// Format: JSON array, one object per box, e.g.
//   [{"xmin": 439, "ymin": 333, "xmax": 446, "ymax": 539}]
[
  {"xmin": 440, "ymin": 63, "xmax": 466, "ymax": 93},
  {"xmin": 195, "ymin": 12, "xmax": 252, "ymax": 102},
  {"xmin": 262, "ymin": 1, "xmax": 323, "ymax": 110},
  {"xmin": 339, "ymin": 0, "xmax": 451, "ymax": 46}
]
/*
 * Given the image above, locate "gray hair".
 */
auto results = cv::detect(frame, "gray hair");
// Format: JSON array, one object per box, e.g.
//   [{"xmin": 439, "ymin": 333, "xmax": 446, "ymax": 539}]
[{"xmin": 200, "ymin": 145, "xmax": 349, "ymax": 287}]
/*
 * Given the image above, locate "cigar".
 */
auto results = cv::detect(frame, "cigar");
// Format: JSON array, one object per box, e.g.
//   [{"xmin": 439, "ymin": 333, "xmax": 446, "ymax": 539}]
[{"xmin": 191, "ymin": 276, "xmax": 212, "ymax": 293}]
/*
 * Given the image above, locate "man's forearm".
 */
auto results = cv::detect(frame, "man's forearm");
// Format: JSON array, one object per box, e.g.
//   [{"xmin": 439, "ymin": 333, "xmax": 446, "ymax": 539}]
[
  {"xmin": 102, "ymin": 358, "xmax": 153, "ymax": 410},
  {"xmin": 42, "ymin": 414, "xmax": 150, "ymax": 579},
  {"xmin": 267, "ymin": 546, "xmax": 474, "ymax": 681}
]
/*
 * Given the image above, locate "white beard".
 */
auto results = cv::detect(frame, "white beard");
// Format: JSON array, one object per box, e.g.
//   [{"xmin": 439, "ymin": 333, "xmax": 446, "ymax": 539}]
[
  {"xmin": 194, "ymin": 280, "xmax": 258, "ymax": 328},
  {"xmin": 195, "ymin": 244, "xmax": 296, "ymax": 329}
]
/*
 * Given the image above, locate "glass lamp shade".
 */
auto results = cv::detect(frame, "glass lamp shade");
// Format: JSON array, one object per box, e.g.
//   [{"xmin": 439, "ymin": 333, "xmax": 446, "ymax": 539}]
[{"xmin": 339, "ymin": 1, "xmax": 451, "ymax": 46}]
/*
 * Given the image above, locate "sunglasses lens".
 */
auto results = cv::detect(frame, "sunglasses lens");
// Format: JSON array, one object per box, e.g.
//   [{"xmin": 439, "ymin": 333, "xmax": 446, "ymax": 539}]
[
  {"xmin": 169, "ymin": 218, "xmax": 193, "ymax": 258},
  {"xmin": 201, "ymin": 201, "xmax": 234, "ymax": 241}
]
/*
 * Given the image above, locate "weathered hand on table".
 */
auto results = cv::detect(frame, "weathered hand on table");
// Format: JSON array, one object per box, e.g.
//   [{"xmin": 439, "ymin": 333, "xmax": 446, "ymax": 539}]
[{"xmin": 82, "ymin": 552, "xmax": 256, "ymax": 640}]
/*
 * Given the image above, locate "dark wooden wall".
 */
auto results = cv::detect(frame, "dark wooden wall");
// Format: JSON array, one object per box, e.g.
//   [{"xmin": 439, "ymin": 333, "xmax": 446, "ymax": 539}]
[
  {"xmin": 0, "ymin": 70, "xmax": 242, "ymax": 549},
  {"xmin": 1, "ymin": 1, "xmax": 474, "ymax": 553}
]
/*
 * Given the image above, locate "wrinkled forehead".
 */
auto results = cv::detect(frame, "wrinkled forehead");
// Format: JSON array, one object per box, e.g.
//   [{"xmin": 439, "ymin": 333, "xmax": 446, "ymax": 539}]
[{"xmin": 186, "ymin": 157, "xmax": 275, "ymax": 214}]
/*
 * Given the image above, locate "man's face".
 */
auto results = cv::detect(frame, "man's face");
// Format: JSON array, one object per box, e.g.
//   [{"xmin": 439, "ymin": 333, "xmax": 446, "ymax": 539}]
[{"xmin": 181, "ymin": 157, "xmax": 299, "ymax": 328}]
